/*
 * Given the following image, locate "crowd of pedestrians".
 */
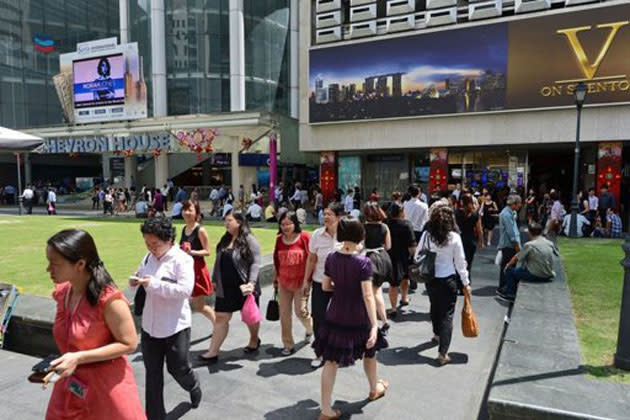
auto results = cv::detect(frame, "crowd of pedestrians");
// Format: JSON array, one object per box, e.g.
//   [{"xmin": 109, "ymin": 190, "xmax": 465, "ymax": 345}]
[{"xmin": 38, "ymin": 177, "xmax": 624, "ymax": 419}]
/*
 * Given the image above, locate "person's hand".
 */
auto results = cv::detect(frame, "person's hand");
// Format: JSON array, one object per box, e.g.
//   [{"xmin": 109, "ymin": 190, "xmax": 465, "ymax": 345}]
[
  {"xmin": 240, "ymin": 283, "xmax": 254, "ymax": 296},
  {"xmin": 464, "ymin": 285, "xmax": 472, "ymax": 296},
  {"xmin": 50, "ymin": 352, "xmax": 82, "ymax": 379},
  {"xmin": 302, "ymin": 281, "xmax": 311, "ymax": 297},
  {"xmin": 366, "ymin": 326, "xmax": 378, "ymax": 349},
  {"xmin": 136, "ymin": 275, "xmax": 152, "ymax": 287}
]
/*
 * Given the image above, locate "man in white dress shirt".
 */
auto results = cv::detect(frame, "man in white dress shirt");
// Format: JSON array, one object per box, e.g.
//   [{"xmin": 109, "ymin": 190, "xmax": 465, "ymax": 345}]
[
  {"xmin": 22, "ymin": 185, "xmax": 34, "ymax": 214},
  {"xmin": 404, "ymin": 185, "xmax": 429, "ymax": 243}
]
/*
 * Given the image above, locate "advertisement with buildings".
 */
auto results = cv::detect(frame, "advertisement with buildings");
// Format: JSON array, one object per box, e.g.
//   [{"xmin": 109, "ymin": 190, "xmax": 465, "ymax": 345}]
[
  {"xmin": 59, "ymin": 38, "xmax": 148, "ymax": 124},
  {"xmin": 309, "ymin": 3, "xmax": 630, "ymax": 123}
]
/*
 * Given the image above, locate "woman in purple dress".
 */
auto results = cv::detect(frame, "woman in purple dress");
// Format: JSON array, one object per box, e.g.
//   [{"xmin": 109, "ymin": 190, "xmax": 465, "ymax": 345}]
[{"xmin": 313, "ymin": 217, "xmax": 388, "ymax": 420}]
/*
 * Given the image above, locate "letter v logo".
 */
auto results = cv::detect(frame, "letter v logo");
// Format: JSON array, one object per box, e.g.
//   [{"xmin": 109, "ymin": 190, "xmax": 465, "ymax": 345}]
[{"xmin": 557, "ymin": 21, "xmax": 629, "ymax": 80}]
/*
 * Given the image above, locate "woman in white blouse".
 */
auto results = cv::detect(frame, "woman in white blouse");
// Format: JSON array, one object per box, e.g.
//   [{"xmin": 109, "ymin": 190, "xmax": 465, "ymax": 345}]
[{"xmin": 415, "ymin": 205, "xmax": 471, "ymax": 366}]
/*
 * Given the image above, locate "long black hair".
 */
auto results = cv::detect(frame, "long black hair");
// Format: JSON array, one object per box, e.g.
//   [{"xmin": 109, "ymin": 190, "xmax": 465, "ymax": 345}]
[
  {"xmin": 424, "ymin": 205, "xmax": 459, "ymax": 247},
  {"xmin": 217, "ymin": 210, "xmax": 253, "ymax": 264},
  {"xmin": 47, "ymin": 229, "xmax": 115, "ymax": 306}
]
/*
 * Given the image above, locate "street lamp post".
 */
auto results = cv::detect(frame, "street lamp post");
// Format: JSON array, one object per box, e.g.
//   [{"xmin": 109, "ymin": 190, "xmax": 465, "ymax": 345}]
[{"xmin": 569, "ymin": 82, "xmax": 587, "ymax": 238}]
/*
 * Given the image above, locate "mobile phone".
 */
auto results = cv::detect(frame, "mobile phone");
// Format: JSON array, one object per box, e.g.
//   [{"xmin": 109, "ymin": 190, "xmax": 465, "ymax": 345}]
[
  {"xmin": 129, "ymin": 275, "xmax": 141, "ymax": 282},
  {"xmin": 32, "ymin": 354, "xmax": 58, "ymax": 374}
]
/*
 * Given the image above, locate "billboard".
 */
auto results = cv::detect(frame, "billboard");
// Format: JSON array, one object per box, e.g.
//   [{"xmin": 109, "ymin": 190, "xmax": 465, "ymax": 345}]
[
  {"xmin": 59, "ymin": 38, "xmax": 147, "ymax": 124},
  {"xmin": 72, "ymin": 53, "xmax": 125, "ymax": 108},
  {"xmin": 309, "ymin": 3, "xmax": 630, "ymax": 123}
]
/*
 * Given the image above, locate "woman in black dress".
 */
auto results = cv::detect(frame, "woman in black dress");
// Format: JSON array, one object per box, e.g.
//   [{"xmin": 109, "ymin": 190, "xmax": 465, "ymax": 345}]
[
  {"xmin": 384, "ymin": 202, "xmax": 417, "ymax": 318},
  {"xmin": 201, "ymin": 211, "xmax": 261, "ymax": 363},
  {"xmin": 480, "ymin": 192, "xmax": 499, "ymax": 247},
  {"xmin": 362, "ymin": 202, "xmax": 392, "ymax": 330},
  {"xmin": 455, "ymin": 194, "xmax": 484, "ymax": 285}
]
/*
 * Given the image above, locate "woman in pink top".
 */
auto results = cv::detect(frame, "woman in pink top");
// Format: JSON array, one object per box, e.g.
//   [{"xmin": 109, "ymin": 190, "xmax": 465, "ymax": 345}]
[
  {"xmin": 45, "ymin": 229, "xmax": 145, "ymax": 420},
  {"xmin": 273, "ymin": 211, "xmax": 314, "ymax": 355}
]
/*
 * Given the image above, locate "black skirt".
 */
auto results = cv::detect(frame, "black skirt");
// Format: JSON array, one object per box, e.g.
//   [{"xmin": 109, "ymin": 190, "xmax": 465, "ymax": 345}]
[{"xmin": 367, "ymin": 249, "xmax": 393, "ymax": 288}]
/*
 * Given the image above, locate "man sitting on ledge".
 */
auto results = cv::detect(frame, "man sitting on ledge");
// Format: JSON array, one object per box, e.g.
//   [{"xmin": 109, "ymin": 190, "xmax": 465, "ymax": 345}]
[{"xmin": 497, "ymin": 222, "xmax": 558, "ymax": 303}]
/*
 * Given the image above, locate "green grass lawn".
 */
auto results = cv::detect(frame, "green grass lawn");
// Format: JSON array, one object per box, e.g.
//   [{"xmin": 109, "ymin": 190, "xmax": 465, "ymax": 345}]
[
  {"xmin": 0, "ymin": 216, "xmax": 286, "ymax": 297},
  {"xmin": 558, "ymin": 237, "xmax": 630, "ymax": 383}
]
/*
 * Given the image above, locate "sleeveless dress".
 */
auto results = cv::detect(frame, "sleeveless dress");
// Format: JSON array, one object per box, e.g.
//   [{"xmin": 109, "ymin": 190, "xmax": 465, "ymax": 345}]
[
  {"xmin": 313, "ymin": 252, "xmax": 387, "ymax": 367},
  {"xmin": 364, "ymin": 223, "xmax": 393, "ymax": 288},
  {"xmin": 180, "ymin": 225, "xmax": 213, "ymax": 297},
  {"xmin": 47, "ymin": 283, "xmax": 145, "ymax": 420}
]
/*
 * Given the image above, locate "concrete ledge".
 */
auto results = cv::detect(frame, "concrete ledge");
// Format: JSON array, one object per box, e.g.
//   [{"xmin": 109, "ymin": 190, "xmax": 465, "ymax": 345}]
[
  {"xmin": 487, "ymin": 257, "xmax": 630, "ymax": 420},
  {"xmin": 5, "ymin": 257, "xmax": 275, "ymax": 358}
]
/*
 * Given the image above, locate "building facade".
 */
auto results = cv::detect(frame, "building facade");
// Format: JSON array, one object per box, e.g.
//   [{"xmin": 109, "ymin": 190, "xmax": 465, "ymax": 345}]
[
  {"xmin": 1, "ymin": 0, "xmax": 305, "ymax": 194},
  {"xmin": 300, "ymin": 0, "xmax": 630, "ymax": 217}
]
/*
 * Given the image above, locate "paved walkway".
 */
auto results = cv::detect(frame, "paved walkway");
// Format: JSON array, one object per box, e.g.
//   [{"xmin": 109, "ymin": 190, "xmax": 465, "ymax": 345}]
[{"xmin": 0, "ymin": 246, "xmax": 508, "ymax": 420}]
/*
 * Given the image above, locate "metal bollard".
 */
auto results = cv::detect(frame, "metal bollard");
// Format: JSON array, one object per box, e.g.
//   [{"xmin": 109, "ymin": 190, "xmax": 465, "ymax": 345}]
[{"xmin": 614, "ymin": 233, "xmax": 630, "ymax": 370}]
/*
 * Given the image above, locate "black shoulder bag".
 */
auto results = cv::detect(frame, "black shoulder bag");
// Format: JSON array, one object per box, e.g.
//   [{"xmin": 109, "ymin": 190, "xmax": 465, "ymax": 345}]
[
  {"xmin": 133, "ymin": 254, "xmax": 150, "ymax": 316},
  {"xmin": 408, "ymin": 233, "xmax": 436, "ymax": 284}
]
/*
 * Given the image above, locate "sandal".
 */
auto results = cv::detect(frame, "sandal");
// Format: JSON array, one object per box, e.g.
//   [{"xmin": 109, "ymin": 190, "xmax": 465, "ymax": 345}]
[
  {"xmin": 368, "ymin": 379, "xmax": 389, "ymax": 401},
  {"xmin": 318, "ymin": 409, "xmax": 341, "ymax": 420},
  {"xmin": 244, "ymin": 338, "xmax": 261, "ymax": 354},
  {"xmin": 399, "ymin": 299, "xmax": 410, "ymax": 307},
  {"xmin": 437, "ymin": 354, "xmax": 451, "ymax": 366}
]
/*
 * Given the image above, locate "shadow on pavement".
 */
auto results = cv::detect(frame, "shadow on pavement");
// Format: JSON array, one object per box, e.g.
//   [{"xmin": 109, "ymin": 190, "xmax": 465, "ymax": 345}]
[
  {"xmin": 257, "ymin": 357, "xmax": 314, "ymax": 377},
  {"xmin": 472, "ymin": 286, "xmax": 498, "ymax": 297},
  {"xmin": 264, "ymin": 398, "xmax": 320, "ymax": 419},
  {"xmin": 491, "ymin": 367, "xmax": 583, "ymax": 387},
  {"xmin": 393, "ymin": 310, "xmax": 431, "ymax": 323}
]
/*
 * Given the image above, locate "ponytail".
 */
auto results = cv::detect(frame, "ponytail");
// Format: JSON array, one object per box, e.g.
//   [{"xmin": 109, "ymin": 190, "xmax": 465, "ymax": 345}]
[{"xmin": 86, "ymin": 259, "xmax": 115, "ymax": 306}]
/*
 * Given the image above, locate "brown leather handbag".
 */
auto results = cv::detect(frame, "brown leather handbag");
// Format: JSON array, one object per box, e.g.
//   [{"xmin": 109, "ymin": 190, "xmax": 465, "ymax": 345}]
[{"xmin": 462, "ymin": 292, "xmax": 480, "ymax": 338}]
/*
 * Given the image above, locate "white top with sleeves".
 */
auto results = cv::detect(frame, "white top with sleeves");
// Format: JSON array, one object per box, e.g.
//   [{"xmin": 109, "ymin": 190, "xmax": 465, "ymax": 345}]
[
  {"xmin": 308, "ymin": 227, "xmax": 341, "ymax": 283},
  {"xmin": 415, "ymin": 231, "xmax": 470, "ymax": 286},
  {"xmin": 135, "ymin": 246, "xmax": 195, "ymax": 338}
]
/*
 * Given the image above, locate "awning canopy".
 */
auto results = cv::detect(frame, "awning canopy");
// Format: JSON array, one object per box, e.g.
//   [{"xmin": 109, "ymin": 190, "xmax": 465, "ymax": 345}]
[{"xmin": 0, "ymin": 126, "xmax": 44, "ymax": 151}]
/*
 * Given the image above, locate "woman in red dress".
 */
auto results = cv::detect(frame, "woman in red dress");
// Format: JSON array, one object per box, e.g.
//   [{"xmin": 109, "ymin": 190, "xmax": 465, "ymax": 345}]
[
  {"xmin": 45, "ymin": 229, "xmax": 145, "ymax": 420},
  {"xmin": 180, "ymin": 200, "xmax": 216, "ymax": 327}
]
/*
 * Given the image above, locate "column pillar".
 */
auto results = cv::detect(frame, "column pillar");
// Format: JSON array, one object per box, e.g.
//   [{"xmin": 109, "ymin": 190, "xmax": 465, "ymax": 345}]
[
  {"xmin": 102, "ymin": 153, "xmax": 111, "ymax": 184},
  {"xmin": 151, "ymin": 0, "xmax": 169, "ymax": 187},
  {"xmin": 119, "ymin": 0, "xmax": 129, "ymax": 44},
  {"xmin": 124, "ymin": 155, "xmax": 137, "ymax": 189},
  {"xmin": 24, "ymin": 153, "xmax": 32, "ymax": 186},
  {"xmin": 289, "ymin": 0, "xmax": 298, "ymax": 118},
  {"xmin": 231, "ymin": 138, "xmax": 241, "ymax": 199},
  {"xmin": 229, "ymin": 0, "xmax": 245, "ymax": 112}
]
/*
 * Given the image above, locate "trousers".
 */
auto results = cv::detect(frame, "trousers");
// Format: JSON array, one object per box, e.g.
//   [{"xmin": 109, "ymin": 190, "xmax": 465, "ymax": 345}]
[
  {"xmin": 426, "ymin": 276, "xmax": 458, "ymax": 356},
  {"xmin": 141, "ymin": 328, "xmax": 199, "ymax": 420}
]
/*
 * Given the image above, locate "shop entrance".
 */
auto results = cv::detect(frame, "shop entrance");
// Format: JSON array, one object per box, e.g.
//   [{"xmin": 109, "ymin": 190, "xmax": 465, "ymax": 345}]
[{"xmin": 528, "ymin": 146, "xmax": 574, "ymax": 202}]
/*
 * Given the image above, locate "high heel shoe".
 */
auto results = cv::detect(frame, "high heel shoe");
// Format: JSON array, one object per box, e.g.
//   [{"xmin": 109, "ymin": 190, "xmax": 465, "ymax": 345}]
[{"xmin": 244, "ymin": 338, "xmax": 261, "ymax": 353}]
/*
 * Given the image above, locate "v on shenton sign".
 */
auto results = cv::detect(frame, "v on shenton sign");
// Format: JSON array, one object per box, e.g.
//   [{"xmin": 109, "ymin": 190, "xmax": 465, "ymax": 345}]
[{"xmin": 308, "ymin": 3, "xmax": 630, "ymax": 123}]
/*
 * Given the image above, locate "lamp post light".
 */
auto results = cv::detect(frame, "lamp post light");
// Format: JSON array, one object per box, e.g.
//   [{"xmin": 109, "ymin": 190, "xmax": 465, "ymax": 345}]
[{"xmin": 569, "ymin": 82, "xmax": 587, "ymax": 238}]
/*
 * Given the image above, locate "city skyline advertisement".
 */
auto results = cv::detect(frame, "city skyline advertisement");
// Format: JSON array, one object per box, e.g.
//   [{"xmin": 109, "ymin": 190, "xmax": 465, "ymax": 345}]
[{"xmin": 309, "ymin": 3, "xmax": 630, "ymax": 123}]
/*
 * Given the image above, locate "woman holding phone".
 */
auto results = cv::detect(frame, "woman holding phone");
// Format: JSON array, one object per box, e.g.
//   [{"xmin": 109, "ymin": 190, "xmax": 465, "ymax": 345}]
[{"xmin": 45, "ymin": 229, "xmax": 145, "ymax": 419}]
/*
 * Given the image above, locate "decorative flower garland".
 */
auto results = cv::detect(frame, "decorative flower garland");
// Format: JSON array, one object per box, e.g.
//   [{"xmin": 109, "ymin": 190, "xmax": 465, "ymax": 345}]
[
  {"xmin": 241, "ymin": 137, "xmax": 253, "ymax": 151},
  {"xmin": 176, "ymin": 128, "xmax": 217, "ymax": 159}
]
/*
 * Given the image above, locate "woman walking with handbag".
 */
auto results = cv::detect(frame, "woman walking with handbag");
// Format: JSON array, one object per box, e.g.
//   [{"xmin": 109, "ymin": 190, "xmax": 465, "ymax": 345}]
[
  {"xmin": 303, "ymin": 202, "xmax": 345, "ymax": 369},
  {"xmin": 416, "ymin": 205, "xmax": 471, "ymax": 366},
  {"xmin": 362, "ymin": 202, "xmax": 393, "ymax": 330},
  {"xmin": 313, "ymin": 217, "xmax": 388, "ymax": 420},
  {"xmin": 200, "ymin": 210, "xmax": 262, "ymax": 362},
  {"xmin": 272, "ymin": 211, "xmax": 314, "ymax": 356},
  {"xmin": 180, "ymin": 200, "xmax": 216, "ymax": 329},
  {"xmin": 45, "ymin": 229, "xmax": 145, "ymax": 420},
  {"xmin": 385, "ymin": 202, "xmax": 417, "ymax": 318}
]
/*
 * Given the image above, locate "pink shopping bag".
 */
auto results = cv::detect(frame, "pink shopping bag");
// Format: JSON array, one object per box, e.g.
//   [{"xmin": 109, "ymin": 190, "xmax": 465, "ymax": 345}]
[{"xmin": 241, "ymin": 294, "xmax": 262, "ymax": 325}]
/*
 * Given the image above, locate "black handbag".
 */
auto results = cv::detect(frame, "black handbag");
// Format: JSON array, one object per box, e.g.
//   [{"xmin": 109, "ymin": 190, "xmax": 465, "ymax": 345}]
[
  {"xmin": 265, "ymin": 290, "xmax": 280, "ymax": 321},
  {"xmin": 133, "ymin": 254, "xmax": 150, "ymax": 316},
  {"xmin": 408, "ymin": 233, "xmax": 436, "ymax": 284}
]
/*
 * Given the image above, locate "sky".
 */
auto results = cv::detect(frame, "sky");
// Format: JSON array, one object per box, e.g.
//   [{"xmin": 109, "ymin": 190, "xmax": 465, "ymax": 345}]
[{"xmin": 310, "ymin": 22, "xmax": 508, "ymax": 93}]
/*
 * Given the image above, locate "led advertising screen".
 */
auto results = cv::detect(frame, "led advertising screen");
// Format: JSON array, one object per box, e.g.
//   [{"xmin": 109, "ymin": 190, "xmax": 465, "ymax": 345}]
[
  {"xmin": 309, "ymin": 3, "xmax": 630, "ymax": 123},
  {"xmin": 73, "ymin": 53, "xmax": 125, "ymax": 108},
  {"xmin": 59, "ymin": 38, "xmax": 148, "ymax": 124}
]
